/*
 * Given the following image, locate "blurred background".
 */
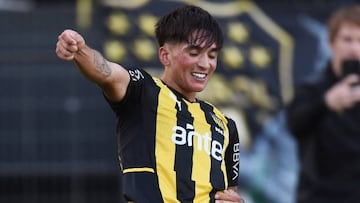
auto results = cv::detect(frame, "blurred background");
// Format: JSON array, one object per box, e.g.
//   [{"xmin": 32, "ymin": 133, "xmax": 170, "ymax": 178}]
[{"xmin": 0, "ymin": 0, "xmax": 356, "ymax": 202}]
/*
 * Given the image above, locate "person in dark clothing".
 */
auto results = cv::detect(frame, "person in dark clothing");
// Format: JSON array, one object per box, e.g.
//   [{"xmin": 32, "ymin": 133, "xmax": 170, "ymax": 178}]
[{"xmin": 286, "ymin": 4, "xmax": 360, "ymax": 203}]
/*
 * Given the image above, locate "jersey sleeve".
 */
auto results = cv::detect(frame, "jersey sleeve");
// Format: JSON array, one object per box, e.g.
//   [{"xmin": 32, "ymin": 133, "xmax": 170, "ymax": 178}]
[
  {"xmin": 225, "ymin": 117, "xmax": 240, "ymax": 187},
  {"xmin": 104, "ymin": 67, "xmax": 149, "ymax": 114}
]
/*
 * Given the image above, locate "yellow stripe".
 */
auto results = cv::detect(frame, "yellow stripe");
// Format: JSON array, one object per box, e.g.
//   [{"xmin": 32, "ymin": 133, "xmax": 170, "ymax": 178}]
[
  {"xmin": 123, "ymin": 167, "xmax": 155, "ymax": 174},
  {"xmin": 187, "ymin": 101, "xmax": 212, "ymax": 202},
  {"xmin": 155, "ymin": 79, "xmax": 178, "ymax": 201}
]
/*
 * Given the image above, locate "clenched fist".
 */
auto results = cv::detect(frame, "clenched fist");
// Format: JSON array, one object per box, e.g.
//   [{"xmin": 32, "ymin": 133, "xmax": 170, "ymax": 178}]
[{"xmin": 55, "ymin": 29, "xmax": 85, "ymax": 61}]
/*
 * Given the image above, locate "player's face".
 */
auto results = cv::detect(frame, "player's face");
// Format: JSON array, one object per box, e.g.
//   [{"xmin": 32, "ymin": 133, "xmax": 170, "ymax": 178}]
[
  {"xmin": 330, "ymin": 22, "xmax": 360, "ymax": 76},
  {"xmin": 162, "ymin": 40, "xmax": 219, "ymax": 101}
]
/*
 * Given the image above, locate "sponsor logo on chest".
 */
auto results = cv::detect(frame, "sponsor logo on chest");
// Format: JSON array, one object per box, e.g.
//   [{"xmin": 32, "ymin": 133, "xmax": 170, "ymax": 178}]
[{"xmin": 171, "ymin": 123, "xmax": 224, "ymax": 161}]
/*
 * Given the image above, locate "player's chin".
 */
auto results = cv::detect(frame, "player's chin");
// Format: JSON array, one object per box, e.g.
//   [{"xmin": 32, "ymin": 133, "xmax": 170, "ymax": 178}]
[
  {"xmin": 191, "ymin": 84, "xmax": 207, "ymax": 92},
  {"xmin": 187, "ymin": 78, "xmax": 208, "ymax": 92}
]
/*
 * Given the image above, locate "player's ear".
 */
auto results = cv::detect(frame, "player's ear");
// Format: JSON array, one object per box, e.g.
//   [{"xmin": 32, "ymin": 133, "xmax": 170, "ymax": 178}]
[{"xmin": 159, "ymin": 46, "xmax": 170, "ymax": 66}]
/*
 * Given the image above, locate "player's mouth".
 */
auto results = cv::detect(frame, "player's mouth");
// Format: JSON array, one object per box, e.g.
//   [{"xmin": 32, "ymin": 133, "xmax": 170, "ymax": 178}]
[{"xmin": 192, "ymin": 72, "xmax": 207, "ymax": 79}]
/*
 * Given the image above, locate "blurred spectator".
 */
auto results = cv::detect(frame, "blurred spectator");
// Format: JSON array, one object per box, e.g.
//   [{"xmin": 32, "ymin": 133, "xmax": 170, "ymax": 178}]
[{"xmin": 286, "ymin": 4, "xmax": 360, "ymax": 203}]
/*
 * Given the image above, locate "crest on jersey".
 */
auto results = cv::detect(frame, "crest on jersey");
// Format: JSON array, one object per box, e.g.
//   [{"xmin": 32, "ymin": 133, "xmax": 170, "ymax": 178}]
[{"xmin": 211, "ymin": 113, "xmax": 225, "ymax": 131}]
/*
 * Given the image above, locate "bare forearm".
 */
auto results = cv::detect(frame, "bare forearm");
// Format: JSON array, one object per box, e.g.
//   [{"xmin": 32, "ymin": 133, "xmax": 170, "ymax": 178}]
[
  {"xmin": 74, "ymin": 46, "xmax": 113, "ymax": 86},
  {"xmin": 56, "ymin": 29, "xmax": 130, "ymax": 102},
  {"xmin": 74, "ymin": 46, "xmax": 130, "ymax": 101}
]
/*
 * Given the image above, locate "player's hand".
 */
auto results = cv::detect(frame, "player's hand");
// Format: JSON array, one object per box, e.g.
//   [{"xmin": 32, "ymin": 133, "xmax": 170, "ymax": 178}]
[
  {"xmin": 325, "ymin": 74, "xmax": 360, "ymax": 112},
  {"xmin": 55, "ymin": 29, "xmax": 85, "ymax": 61},
  {"xmin": 215, "ymin": 189, "xmax": 245, "ymax": 203}
]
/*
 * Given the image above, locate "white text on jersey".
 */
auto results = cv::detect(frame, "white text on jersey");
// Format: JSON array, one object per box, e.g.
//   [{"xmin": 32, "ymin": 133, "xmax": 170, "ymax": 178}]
[{"xmin": 171, "ymin": 124, "xmax": 224, "ymax": 161}]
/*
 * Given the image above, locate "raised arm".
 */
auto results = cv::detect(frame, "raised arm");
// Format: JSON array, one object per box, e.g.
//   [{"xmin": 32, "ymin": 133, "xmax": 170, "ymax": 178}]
[{"xmin": 55, "ymin": 29, "xmax": 130, "ymax": 102}]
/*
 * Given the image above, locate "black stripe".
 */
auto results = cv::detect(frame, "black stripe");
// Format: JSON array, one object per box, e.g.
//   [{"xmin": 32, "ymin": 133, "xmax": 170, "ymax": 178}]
[
  {"xmin": 174, "ymin": 96, "xmax": 195, "ymax": 202},
  {"xmin": 199, "ymin": 101, "xmax": 226, "ymax": 198},
  {"xmin": 123, "ymin": 172, "xmax": 164, "ymax": 202}
]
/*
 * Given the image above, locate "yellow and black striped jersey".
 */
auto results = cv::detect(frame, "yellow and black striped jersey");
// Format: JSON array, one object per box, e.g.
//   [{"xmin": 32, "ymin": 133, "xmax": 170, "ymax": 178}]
[{"xmin": 106, "ymin": 68, "xmax": 240, "ymax": 203}]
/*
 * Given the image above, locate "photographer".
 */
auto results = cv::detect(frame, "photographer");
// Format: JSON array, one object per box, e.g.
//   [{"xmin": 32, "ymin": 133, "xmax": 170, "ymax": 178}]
[{"xmin": 286, "ymin": 4, "xmax": 360, "ymax": 203}]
